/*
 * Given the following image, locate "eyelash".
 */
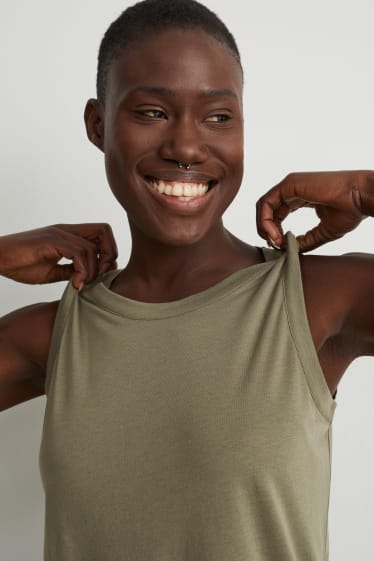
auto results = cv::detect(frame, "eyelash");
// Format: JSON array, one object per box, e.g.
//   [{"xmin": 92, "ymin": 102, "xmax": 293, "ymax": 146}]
[
  {"xmin": 206, "ymin": 114, "xmax": 231, "ymax": 123},
  {"xmin": 137, "ymin": 109, "xmax": 232, "ymax": 123},
  {"xmin": 140, "ymin": 109, "xmax": 166, "ymax": 119}
]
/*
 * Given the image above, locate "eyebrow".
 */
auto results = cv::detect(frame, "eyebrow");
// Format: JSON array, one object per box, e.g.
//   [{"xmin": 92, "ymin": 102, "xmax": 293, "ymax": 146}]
[{"xmin": 129, "ymin": 86, "xmax": 238, "ymax": 100}]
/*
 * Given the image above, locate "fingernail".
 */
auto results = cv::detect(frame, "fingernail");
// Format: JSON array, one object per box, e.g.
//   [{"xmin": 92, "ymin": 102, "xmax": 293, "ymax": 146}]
[
  {"xmin": 269, "ymin": 238, "xmax": 281, "ymax": 250},
  {"xmin": 78, "ymin": 282, "xmax": 84, "ymax": 292}
]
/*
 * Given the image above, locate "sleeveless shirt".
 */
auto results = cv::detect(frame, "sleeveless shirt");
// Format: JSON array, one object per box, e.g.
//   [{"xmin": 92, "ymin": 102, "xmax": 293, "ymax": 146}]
[{"xmin": 39, "ymin": 231, "xmax": 337, "ymax": 561}]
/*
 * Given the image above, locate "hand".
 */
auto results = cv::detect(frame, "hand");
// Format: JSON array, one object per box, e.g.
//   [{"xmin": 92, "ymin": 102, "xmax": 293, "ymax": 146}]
[
  {"xmin": 256, "ymin": 170, "xmax": 374, "ymax": 252},
  {"xmin": 0, "ymin": 223, "xmax": 118, "ymax": 289}
]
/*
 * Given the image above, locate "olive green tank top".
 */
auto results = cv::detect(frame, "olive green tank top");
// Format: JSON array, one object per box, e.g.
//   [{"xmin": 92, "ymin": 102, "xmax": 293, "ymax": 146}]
[{"xmin": 39, "ymin": 231, "xmax": 337, "ymax": 561}]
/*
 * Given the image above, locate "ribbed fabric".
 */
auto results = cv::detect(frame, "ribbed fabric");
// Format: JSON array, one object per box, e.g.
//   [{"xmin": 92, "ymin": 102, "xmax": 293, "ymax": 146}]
[{"xmin": 39, "ymin": 230, "xmax": 337, "ymax": 561}]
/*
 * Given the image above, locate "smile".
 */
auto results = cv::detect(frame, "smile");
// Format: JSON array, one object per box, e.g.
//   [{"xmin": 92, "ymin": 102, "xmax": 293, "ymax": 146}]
[
  {"xmin": 143, "ymin": 175, "xmax": 218, "ymax": 211},
  {"xmin": 145, "ymin": 177, "xmax": 216, "ymax": 199}
]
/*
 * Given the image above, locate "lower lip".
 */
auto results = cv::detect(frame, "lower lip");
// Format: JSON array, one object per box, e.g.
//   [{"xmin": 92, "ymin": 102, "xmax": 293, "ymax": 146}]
[{"xmin": 143, "ymin": 180, "xmax": 218, "ymax": 212}]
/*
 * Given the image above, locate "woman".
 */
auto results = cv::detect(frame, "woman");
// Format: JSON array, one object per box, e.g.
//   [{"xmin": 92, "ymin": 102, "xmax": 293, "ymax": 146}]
[{"xmin": 0, "ymin": 0, "xmax": 373, "ymax": 559}]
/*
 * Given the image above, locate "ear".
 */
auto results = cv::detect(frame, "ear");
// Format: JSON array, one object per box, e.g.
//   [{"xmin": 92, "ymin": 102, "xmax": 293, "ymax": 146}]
[{"xmin": 84, "ymin": 98, "xmax": 104, "ymax": 152}]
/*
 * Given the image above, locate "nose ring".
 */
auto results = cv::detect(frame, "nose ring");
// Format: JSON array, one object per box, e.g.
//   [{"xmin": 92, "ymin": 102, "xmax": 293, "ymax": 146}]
[{"xmin": 177, "ymin": 162, "xmax": 192, "ymax": 170}]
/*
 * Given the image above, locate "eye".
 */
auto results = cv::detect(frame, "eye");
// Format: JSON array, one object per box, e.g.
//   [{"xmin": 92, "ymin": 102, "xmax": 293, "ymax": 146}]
[
  {"xmin": 138, "ymin": 109, "xmax": 167, "ymax": 119},
  {"xmin": 205, "ymin": 114, "xmax": 232, "ymax": 123}
]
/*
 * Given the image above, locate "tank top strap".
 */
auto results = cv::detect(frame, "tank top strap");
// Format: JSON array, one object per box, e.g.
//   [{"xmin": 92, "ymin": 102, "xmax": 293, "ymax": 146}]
[
  {"xmin": 282, "ymin": 230, "xmax": 337, "ymax": 422},
  {"xmin": 45, "ymin": 280, "xmax": 78, "ymax": 396},
  {"xmin": 260, "ymin": 245, "xmax": 283, "ymax": 262}
]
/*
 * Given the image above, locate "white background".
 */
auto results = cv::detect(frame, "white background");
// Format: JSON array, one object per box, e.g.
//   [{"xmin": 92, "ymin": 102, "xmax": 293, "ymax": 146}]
[{"xmin": 0, "ymin": 0, "xmax": 373, "ymax": 559}]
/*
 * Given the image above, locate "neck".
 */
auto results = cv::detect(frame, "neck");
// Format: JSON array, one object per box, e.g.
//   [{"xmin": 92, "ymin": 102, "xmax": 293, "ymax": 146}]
[{"xmin": 111, "ymin": 219, "xmax": 264, "ymax": 302}]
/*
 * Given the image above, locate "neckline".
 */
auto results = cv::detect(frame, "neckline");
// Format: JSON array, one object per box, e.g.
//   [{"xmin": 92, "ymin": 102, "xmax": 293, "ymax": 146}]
[{"xmin": 82, "ymin": 244, "xmax": 284, "ymax": 320}]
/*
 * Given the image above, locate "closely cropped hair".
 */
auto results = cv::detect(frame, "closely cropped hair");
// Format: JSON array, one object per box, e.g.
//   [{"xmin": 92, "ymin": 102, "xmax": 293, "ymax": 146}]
[{"xmin": 96, "ymin": 0, "xmax": 243, "ymax": 105}]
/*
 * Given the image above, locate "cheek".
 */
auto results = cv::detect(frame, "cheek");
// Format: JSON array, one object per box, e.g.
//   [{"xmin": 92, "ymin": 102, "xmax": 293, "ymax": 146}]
[
  {"xmin": 104, "ymin": 150, "xmax": 125, "ymax": 205},
  {"xmin": 104, "ymin": 122, "xmax": 161, "ymax": 193},
  {"xmin": 217, "ymin": 126, "xmax": 244, "ymax": 170},
  {"xmin": 229, "ymin": 144, "xmax": 244, "ymax": 169},
  {"xmin": 218, "ymin": 139, "xmax": 244, "ymax": 207},
  {"xmin": 103, "ymin": 127, "xmax": 139, "ymax": 194},
  {"xmin": 223, "ymin": 140, "xmax": 244, "ymax": 185}
]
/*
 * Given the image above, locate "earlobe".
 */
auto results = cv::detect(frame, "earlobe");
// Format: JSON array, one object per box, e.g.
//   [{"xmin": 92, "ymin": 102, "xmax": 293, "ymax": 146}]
[{"xmin": 84, "ymin": 99, "xmax": 105, "ymax": 152}]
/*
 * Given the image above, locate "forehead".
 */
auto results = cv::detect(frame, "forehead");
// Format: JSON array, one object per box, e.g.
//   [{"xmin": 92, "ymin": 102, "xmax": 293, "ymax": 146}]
[{"xmin": 106, "ymin": 29, "xmax": 243, "ymax": 103}]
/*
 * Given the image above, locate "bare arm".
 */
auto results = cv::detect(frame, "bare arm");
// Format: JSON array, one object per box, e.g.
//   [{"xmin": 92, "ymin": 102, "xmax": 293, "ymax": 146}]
[
  {"xmin": 256, "ymin": 170, "xmax": 374, "ymax": 359},
  {"xmin": 339, "ymin": 252, "xmax": 374, "ymax": 358},
  {"xmin": 0, "ymin": 223, "xmax": 118, "ymax": 410},
  {"xmin": 0, "ymin": 301, "xmax": 59, "ymax": 411}
]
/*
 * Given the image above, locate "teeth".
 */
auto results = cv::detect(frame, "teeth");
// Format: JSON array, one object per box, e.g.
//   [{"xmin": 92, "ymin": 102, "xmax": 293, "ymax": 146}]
[
  {"xmin": 156, "ymin": 180, "xmax": 165, "ymax": 194},
  {"xmin": 173, "ymin": 183, "xmax": 183, "ymax": 196},
  {"xmin": 149, "ymin": 179, "xmax": 210, "ymax": 197}
]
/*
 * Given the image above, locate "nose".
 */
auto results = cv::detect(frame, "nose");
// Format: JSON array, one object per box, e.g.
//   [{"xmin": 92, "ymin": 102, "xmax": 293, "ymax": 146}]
[{"xmin": 158, "ymin": 116, "xmax": 209, "ymax": 166}]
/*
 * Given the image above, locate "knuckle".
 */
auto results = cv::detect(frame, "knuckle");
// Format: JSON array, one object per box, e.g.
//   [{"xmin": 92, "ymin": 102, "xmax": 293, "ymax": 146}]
[
  {"xmin": 76, "ymin": 246, "xmax": 88, "ymax": 258},
  {"xmin": 47, "ymin": 225, "xmax": 60, "ymax": 234},
  {"xmin": 112, "ymin": 245, "xmax": 119, "ymax": 257},
  {"xmin": 100, "ymin": 222, "xmax": 113, "ymax": 233},
  {"xmin": 283, "ymin": 173, "xmax": 294, "ymax": 184},
  {"xmin": 51, "ymin": 223, "xmax": 65, "ymax": 231},
  {"xmin": 85, "ymin": 237, "xmax": 97, "ymax": 249}
]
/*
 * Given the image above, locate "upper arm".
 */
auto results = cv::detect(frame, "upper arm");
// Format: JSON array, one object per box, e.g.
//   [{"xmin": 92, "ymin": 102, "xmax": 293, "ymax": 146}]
[
  {"xmin": 339, "ymin": 252, "xmax": 374, "ymax": 357},
  {"xmin": 0, "ymin": 300, "xmax": 60, "ymax": 411}
]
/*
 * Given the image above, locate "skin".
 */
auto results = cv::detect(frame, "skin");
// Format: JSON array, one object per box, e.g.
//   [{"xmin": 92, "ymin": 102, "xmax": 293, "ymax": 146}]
[
  {"xmin": 85, "ymin": 30, "xmax": 264, "ymax": 302},
  {"xmin": 0, "ymin": 28, "xmax": 373, "ymax": 411}
]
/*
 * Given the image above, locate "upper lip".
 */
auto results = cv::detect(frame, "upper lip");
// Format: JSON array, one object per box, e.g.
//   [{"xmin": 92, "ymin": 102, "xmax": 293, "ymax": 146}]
[{"xmin": 144, "ymin": 171, "xmax": 218, "ymax": 184}]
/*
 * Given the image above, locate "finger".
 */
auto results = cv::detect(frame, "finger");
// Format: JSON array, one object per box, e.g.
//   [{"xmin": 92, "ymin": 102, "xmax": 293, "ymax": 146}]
[
  {"xmin": 64, "ymin": 237, "xmax": 99, "ymax": 283},
  {"xmin": 44, "ymin": 240, "xmax": 97, "ymax": 288},
  {"xmin": 94, "ymin": 225, "xmax": 119, "ymax": 273},
  {"xmin": 275, "ymin": 198, "xmax": 310, "ymax": 217},
  {"xmin": 97, "ymin": 260, "xmax": 118, "ymax": 274},
  {"xmin": 257, "ymin": 192, "xmax": 311, "ymax": 249},
  {"xmin": 256, "ymin": 176, "xmax": 297, "ymax": 246},
  {"xmin": 296, "ymin": 222, "xmax": 340, "ymax": 253},
  {"xmin": 45, "ymin": 263, "xmax": 75, "ymax": 283},
  {"xmin": 271, "ymin": 200, "xmax": 310, "ymax": 240},
  {"xmin": 49, "ymin": 227, "xmax": 103, "ymax": 283},
  {"xmin": 55, "ymin": 223, "xmax": 118, "ymax": 273},
  {"xmin": 73, "ymin": 224, "xmax": 118, "ymax": 274},
  {"xmin": 273, "ymin": 203, "xmax": 291, "ymax": 223},
  {"xmin": 47, "ymin": 258, "xmax": 118, "ymax": 286},
  {"xmin": 256, "ymin": 196, "xmax": 288, "ymax": 248}
]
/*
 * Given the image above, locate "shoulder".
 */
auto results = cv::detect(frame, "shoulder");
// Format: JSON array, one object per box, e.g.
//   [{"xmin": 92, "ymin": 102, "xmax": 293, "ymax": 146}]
[
  {"xmin": 300, "ymin": 250, "xmax": 374, "ymax": 307},
  {"xmin": 300, "ymin": 250, "xmax": 374, "ymax": 273}
]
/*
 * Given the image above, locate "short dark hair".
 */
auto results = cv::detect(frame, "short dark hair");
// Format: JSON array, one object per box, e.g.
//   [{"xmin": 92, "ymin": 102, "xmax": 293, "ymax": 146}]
[{"xmin": 96, "ymin": 0, "xmax": 243, "ymax": 105}]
